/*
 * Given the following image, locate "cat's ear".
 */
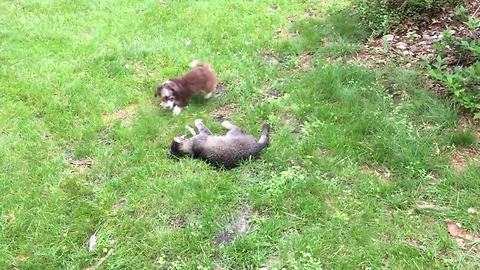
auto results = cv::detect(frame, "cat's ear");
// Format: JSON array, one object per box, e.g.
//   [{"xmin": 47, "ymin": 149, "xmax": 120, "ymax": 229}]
[
  {"xmin": 173, "ymin": 135, "xmax": 187, "ymax": 142},
  {"xmin": 170, "ymin": 138, "xmax": 183, "ymax": 158}
]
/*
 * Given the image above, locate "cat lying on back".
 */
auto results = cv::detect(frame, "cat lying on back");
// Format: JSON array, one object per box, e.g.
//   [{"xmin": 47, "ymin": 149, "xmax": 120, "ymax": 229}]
[{"xmin": 170, "ymin": 119, "xmax": 270, "ymax": 168}]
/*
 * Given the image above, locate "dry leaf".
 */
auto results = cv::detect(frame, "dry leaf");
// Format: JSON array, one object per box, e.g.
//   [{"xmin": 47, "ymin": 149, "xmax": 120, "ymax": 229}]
[
  {"xmin": 445, "ymin": 220, "xmax": 480, "ymax": 252},
  {"xmin": 446, "ymin": 221, "xmax": 460, "ymax": 237},
  {"xmin": 87, "ymin": 232, "xmax": 97, "ymax": 252}
]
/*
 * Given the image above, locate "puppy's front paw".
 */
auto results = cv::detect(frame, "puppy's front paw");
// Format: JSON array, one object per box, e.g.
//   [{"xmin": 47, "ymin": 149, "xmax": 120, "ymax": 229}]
[
  {"xmin": 204, "ymin": 92, "xmax": 213, "ymax": 99},
  {"xmin": 172, "ymin": 106, "xmax": 182, "ymax": 115}
]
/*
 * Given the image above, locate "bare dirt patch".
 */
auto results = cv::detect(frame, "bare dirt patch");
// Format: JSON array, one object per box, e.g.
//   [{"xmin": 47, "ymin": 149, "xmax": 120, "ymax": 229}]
[
  {"xmin": 361, "ymin": 165, "xmax": 391, "ymax": 182},
  {"xmin": 416, "ymin": 200, "xmax": 450, "ymax": 212},
  {"xmin": 275, "ymin": 28, "xmax": 299, "ymax": 40},
  {"xmin": 168, "ymin": 215, "xmax": 186, "ymax": 229},
  {"xmin": 267, "ymin": 88, "xmax": 283, "ymax": 99},
  {"xmin": 281, "ymin": 114, "xmax": 304, "ymax": 134},
  {"xmin": 110, "ymin": 199, "xmax": 127, "ymax": 216},
  {"xmin": 450, "ymin": 115, "xmax": 479, "ymax": 171},
  {"xmin": 405, "ymin": 238, "xmax": 427, "ymax": 252},
  {"xmin": 296, "ymin": 52, "xmax": 313, "ymax": 72},
  {"xmin": 214, "ymin": 261, "xmax": 224, "ymax": 270},
  {"xmin": 213, "ymin": 206, "xmax": 255, "ymax": 246},
  {"xmin": 303, "ymin": 7, "xmax": 318, "ymax": 18},
  {"xmin": 260, "ymin": 87, "xmax": 285, "ymax": 102},
  {"xmin": 283, "ymin": 7, "xmax": 318, "ymax": 25},
  {"xmin": 214, "ymin": 82, "xmax": 228, "ymax": 97},
  {"xmin": 67, "ymin": 158, "xmax": 93, "ymax": 168},
  {"xmin": 459, "ymin": 115, "xmax": 480, "ymax": 131},
  {"xmin": 318, "ymin": 147, "xmax": 333, "ymax": 157},
  {"xmin": 259, "ymin": 255, "xmax": 281, "ymax": 270},
  {"xmin": 101, "ymin": 104, "xmax": 139, "ymax": 126},
  {"xmin": 256, "ymin": 77, "xmax": 286, "ymax": 102},
  {"xmin": 213, "ymin": 104, "xmax": 236, "ymax": 121},
  {"xmin": 260, "ymin": 51, "xmax": 284, "ymax": 66},
  {"xmin": 124, "ymin": 61, "xmax": 154, "ymax": 78},
  {"xmin": 449, "ymin": 147, "xmax": 479, "ymax": 172}
]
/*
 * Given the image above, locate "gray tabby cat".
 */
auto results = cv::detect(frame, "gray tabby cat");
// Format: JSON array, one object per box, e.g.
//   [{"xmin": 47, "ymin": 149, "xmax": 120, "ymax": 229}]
[{"xmin": 170, "ymin": 119, "xmax": 270, "ymax": 168}]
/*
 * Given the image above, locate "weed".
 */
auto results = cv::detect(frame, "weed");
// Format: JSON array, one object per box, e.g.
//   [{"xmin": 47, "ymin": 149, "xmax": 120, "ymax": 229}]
[
  {"xmin": 464, "ymin": 17, "xmax": 480, "ymax": 32},
  {"xmin": 353, "ymin": 0, "xmax": 460, "ymax": 36},
  {"xmin": 428, "ymin": 27, "xmax": 480, "ymax": 118},
  {"xmin": 449, "ymin": 131, "xmax": 477, "ymax": 146},
  {"xmin": 453, "ymin": 5, "xmax": 469, "ymax": 22}
]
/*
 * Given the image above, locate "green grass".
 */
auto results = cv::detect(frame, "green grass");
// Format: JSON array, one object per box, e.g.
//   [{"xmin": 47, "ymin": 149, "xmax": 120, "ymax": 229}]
[
  {"xmin": 1, "ymin": 0, "xmax": 479, "ymax": 269},
  {"xmin": 449, "ymin": 131, "xmax": 477, "ymax": 147}
]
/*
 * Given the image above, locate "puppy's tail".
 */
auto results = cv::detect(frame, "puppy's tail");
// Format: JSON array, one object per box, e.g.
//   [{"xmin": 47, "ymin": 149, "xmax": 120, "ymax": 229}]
[
  {"xmin": 189, "ymin": 60, "xmax": 213, "ymax": 71},
  {"xmin": 257, "ymin": 123, "xmax": 270, "ymax": 150},
  {"xmin": 188, "ymin": 60, "xmax": 201, "ymax": 68}
]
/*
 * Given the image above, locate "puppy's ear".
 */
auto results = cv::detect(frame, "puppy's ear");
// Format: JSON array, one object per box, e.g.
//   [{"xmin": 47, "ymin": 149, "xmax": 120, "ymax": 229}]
[
  {"xmin": 166, "ymin": 81, "xmax": 179, "ymax": 91},
  {"xmin": 154, "ymin": 85, "xmax": 162, "ymax": 97}
]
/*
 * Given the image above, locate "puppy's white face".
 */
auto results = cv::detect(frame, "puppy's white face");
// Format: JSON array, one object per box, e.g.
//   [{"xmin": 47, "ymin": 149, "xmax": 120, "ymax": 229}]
[{"xmin": 160, "ymin": 87, "xmax": 175, "ymax": 109}]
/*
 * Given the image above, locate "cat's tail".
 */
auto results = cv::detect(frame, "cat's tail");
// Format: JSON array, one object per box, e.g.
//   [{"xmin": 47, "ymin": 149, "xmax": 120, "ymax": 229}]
[{"xmin": 257, "ymin": 123, "xmax": 270, "ymax": 150}]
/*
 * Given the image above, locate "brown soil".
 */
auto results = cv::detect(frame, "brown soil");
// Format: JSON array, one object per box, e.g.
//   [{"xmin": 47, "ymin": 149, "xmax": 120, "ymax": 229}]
[
  {"xmin": 101, "ymin": 104, "xmax": 139, "ymax": 126},
  {"xmin": 213, "ymin": 206, "xmax": 255, "ymax": 246},
  {"xmin": 449, "ymin": 147, "xmax": 479, "ymax": 172},
  {"xmin": 168, "ymin": 215, "xmax": 186, "ymax": 229},
  {"xmin": 212, "ymin": 104, "xmax": 236, "ymax": 121},
  {"xmin": 361, "ymin": 164, "xmax": 391, "ymax": 182},
  {"xmin": 349, "ymin": 1, "xmax": 479, "ymax": 68}
]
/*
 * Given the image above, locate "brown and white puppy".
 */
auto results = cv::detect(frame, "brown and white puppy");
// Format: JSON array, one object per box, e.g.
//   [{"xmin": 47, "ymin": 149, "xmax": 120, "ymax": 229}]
[{"xmin": 155, "ymin": 61, "xmax": 218, "ymax": 115}]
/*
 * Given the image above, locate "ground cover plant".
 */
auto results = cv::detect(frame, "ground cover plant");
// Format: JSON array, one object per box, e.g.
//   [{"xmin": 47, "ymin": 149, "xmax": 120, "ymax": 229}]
[
  {"xmin": 428, "ymin": 11, "xmax": 480, "ymax": 119},
  {"xmin": 0, "ymin": 0, "xmax": 479, "ymax": 269},
  {"xmin": 353, "ymin": 0, "xmax": 461, "ymax": 36}
]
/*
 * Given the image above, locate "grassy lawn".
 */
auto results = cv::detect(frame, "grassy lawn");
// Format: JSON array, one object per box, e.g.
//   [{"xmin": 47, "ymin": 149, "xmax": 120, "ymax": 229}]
[{"xmin": 1, "ymin": 0, "xmax": 479, "ymax": 269}]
